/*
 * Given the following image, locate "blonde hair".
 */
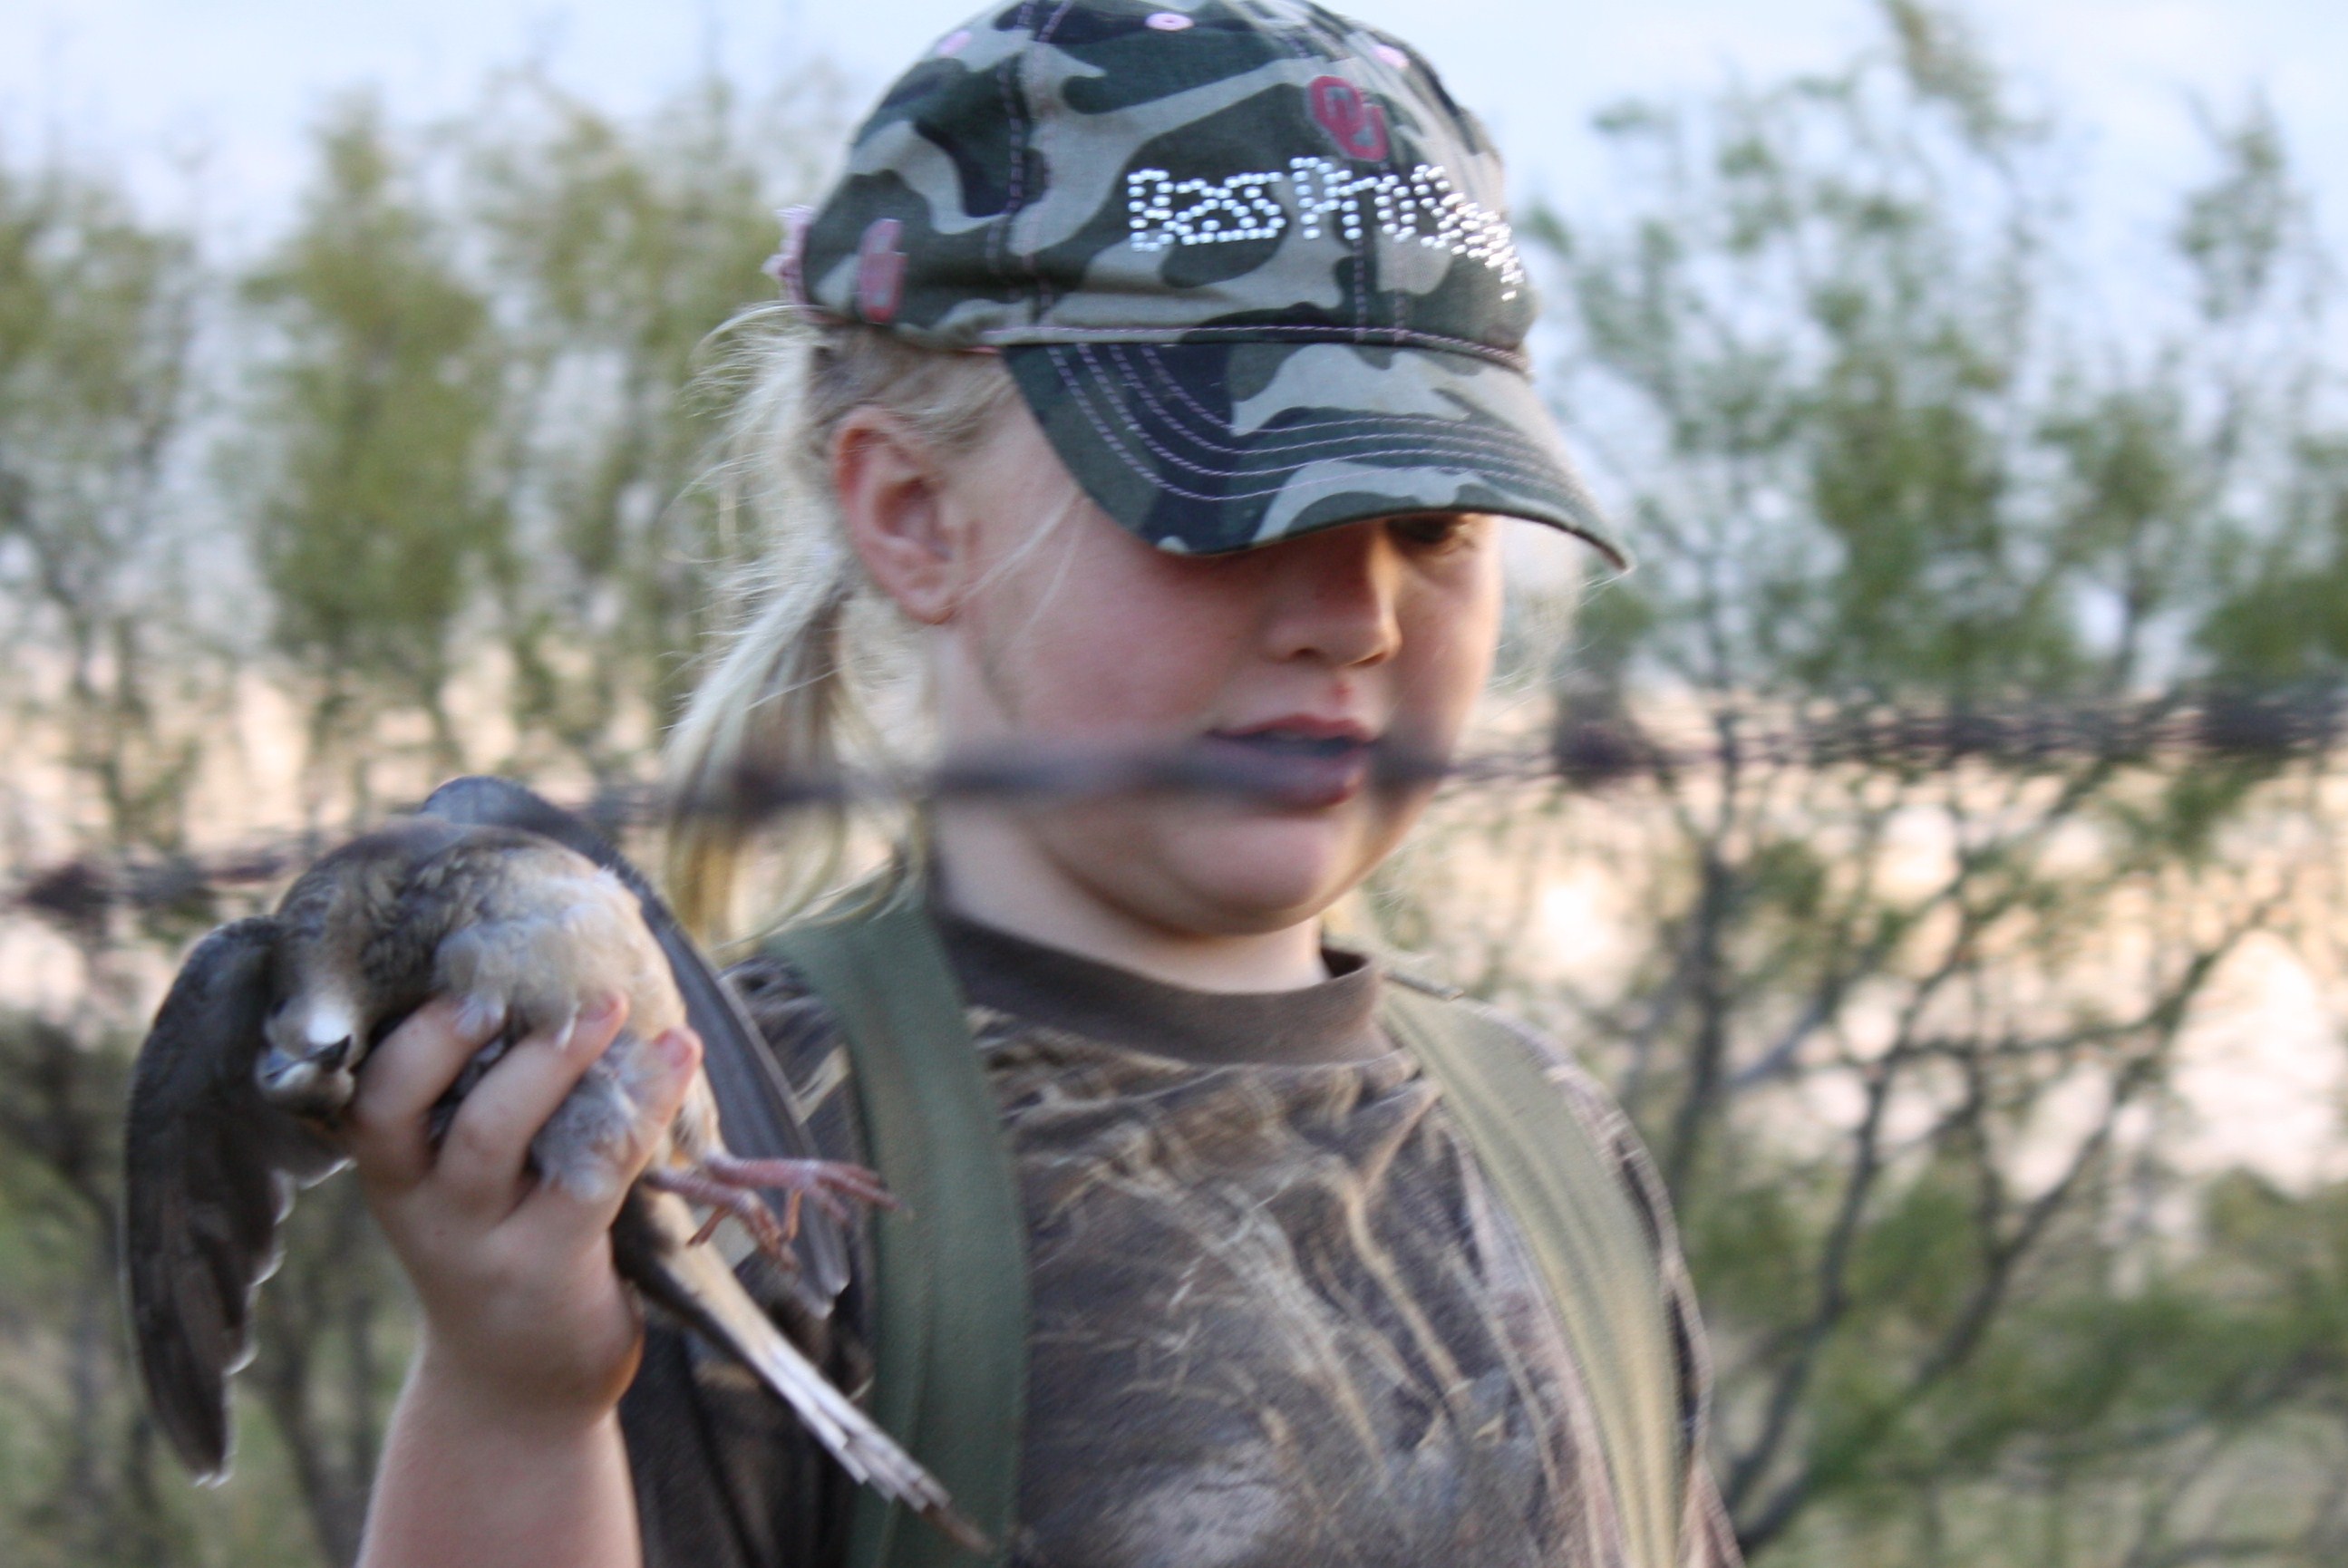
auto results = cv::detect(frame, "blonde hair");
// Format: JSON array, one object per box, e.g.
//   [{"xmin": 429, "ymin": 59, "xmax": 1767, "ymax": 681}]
[{"xmin": 664, "ymin": 309, "xmax": 1019, "ymax": 941}]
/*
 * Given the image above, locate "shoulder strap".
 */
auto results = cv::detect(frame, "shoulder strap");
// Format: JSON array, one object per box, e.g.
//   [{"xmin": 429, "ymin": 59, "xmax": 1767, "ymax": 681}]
[
  {"xmin": 766, "ymin": 895, "xmax": 1027, "ymax": 1568},
  {"xmin": 1380, "ymin": 981, "xmax": 1684, "ymax": 1568}
]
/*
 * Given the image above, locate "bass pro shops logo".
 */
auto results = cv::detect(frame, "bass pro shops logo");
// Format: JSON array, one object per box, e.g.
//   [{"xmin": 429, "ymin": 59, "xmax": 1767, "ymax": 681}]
[
  {"xmin": 1127, "ymin": 75, "xmax": 1530, "ymax": 300},
  {"xmin": 1122, "ymin": 74, "xmax": 1523, "ymax": 297}
]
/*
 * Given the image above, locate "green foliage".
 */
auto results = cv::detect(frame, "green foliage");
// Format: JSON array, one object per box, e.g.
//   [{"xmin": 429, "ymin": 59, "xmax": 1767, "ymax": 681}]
[
  {"xmin": 240, "ymin": 96, "xmax": 509, "ymax": 770},
  {"xmin": 0, "ymin": 148, "xmax": 211, "ymax": 846},
  {"xmin": 1480, "ymin": 3, "xmax": 2348, "ymax": 1560},
  {"xmin": 229, "ymin": 73, "xmax": 838, "ymax": 791},
  {"xmin": 0, "ymin": 153, "xmax": 283, "ymax": 1563},
  {"xmin": 466, "ymin": 68, "xmax": 839, "ymax": 769},
  {"xmin": 1878, "ymin": 0, "xmax": 2007, "ymax": 147},
  {"xmin": 2176, "ymin": 100, "xmax": 2300, "ymax": 325},
  {"xmin": 0, "ymin": 1009, "xmax": 322, "ymax": 1568},
  {"xmin": 1557, "ymin": 38, "xmax": 2121, "ymax": 701}
]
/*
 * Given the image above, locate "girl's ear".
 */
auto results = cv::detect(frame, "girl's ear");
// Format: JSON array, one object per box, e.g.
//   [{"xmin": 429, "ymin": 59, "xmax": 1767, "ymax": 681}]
[{"xmin": 834, "ymin": 406, "xmax": 961, "ymax": 625}]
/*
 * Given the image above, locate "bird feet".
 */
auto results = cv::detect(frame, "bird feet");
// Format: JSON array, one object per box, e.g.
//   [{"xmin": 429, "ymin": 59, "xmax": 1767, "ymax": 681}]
[{"xmin": 644, "ymin": 1156, "xmax": 898, "ymax": 1262}]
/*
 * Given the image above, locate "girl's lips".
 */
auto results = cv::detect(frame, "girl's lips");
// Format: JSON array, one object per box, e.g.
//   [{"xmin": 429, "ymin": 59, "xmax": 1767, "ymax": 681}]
[
  {"xmin": 1214, "ymin": 714, "xmax": 1376, "ymax": 745},
  {"xmin": 1198, "ymin": 729, "xmax": 1374, "ymax": 808}
]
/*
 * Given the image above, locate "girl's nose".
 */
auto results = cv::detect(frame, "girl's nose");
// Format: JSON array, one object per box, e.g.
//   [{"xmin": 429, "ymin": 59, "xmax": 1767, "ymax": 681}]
[{"xmin": 1262, "ymin": 524, "xmax": 1403, "ymax": 668}]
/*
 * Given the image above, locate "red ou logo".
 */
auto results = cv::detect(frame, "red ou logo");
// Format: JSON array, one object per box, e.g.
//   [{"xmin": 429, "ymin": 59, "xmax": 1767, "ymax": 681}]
[{"xmin": 1309, "ymin": 74, "xmax": 1389, "ymax": 162}]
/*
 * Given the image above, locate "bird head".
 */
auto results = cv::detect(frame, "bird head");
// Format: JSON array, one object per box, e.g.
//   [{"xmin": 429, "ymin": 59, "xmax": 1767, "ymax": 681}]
[
  {"xmin": 254, "ymin": 816, "xmax": 471, "ymax": 1121},
  {"xmin": 257, "ymin": 982, "xmax": 364, "ymax": 1119}
]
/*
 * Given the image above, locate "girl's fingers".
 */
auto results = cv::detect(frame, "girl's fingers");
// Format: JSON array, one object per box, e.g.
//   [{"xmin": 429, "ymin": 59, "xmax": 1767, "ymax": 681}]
[
  {"xmin": 344, "ymin": 996, "xmax": 503, "ymax": 1187},
  {"xmin": 510, "ymin": 1027, "xmax": 703, "ymax": 1244},
  {"xmin": 432, "ymin": 994, "xmax": 629, "ymax": 1216}
]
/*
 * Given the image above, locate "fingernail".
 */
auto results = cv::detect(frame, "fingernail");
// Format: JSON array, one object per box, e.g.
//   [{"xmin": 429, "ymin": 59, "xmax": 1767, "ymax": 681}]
[
  {"xmin": 554, "ymin": 993, "xmax": 626, "ymax": 1054},
  {"xmin": 453, "ymin": 995, "xmax": 503, "ymax": 1041},
  {"xmin": 656, "ymin": 1028, "xmax": 699, "ymax": 1073}
]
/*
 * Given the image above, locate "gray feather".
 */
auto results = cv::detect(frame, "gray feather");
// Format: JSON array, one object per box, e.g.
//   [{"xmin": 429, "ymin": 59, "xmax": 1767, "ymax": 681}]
[
  {"xmin": 122, "ymin": 918, "xmax": 345, "ymax": 1480},
  {"xmin": 418, "ymin": 775, "xmax": 851, "ymax": 1308}
]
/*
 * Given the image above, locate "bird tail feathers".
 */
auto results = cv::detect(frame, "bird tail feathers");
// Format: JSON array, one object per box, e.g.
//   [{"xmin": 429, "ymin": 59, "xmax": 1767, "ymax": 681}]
[{"xmin": 631, "ymin": 1194, "xmax": 990, "ymax": 1554}]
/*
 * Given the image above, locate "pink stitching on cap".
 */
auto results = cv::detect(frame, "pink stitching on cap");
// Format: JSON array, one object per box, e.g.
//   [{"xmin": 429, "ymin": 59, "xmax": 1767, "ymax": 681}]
[
  {"xmin": 934, "ymin": 28, "xmax": 973, "ymax": 55},
  {"xmin": 1114, "ymin": 344, "xmax": 1561, "ymax": 467},
  {"xmin": 856, "ymin": 218, "xmax": 907, "ymax": 324},
  {"xmin": 1047, "ymin": 346, "xmax": 1568, "ymax": 511},
  {"xmin": 1146, "ymin": 12, "xmax": 1194, "ymax": 29},
  {"xmin": 980, "ymin": 324, "xmax": 1529, "ymax": 373},
  {"xmin": 1082, "ymin": 349, "xmax": 1562, "ymax": 489},
  {"xmin": 1309, "ymin": 75, "xmax": 1389, "ymax": 162},
  {"xmin": 1062, "ymin": 344, "xmax": 1560, "ymax": 492},
  {"xmin": 763, "ymin": 205, "xmax": 815, "ymax": 309}
]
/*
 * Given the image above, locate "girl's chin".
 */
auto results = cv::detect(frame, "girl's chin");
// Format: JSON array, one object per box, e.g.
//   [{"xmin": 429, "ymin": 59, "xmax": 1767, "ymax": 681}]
[{"xmin": 1148, "ymin": 812, "xmax": 1386, "ymax": 928}]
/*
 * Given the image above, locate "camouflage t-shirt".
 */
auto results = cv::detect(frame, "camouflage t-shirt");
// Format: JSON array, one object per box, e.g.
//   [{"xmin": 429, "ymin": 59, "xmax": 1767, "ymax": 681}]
[{"xmin": 620, "ymin": 911, "xmax": 1742, "ymax": 1568}]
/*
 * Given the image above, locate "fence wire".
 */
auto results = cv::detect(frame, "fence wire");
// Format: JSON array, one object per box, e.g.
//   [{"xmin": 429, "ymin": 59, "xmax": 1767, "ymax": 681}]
[{"xmin": 14, "ymin": 687, "xmax": 2346, "ymax": 925}]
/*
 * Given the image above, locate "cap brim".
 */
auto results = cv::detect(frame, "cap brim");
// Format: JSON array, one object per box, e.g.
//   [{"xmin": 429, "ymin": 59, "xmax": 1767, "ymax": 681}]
[{"xmin": 1000, "ymin": 339, "xmax": 1625, "ymax": 568}]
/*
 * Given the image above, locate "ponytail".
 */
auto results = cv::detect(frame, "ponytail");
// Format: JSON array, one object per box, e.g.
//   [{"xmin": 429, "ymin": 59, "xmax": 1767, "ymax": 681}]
[{"xmin": 665, "ymin": 310, "xmax": 1017, "ymax": 942}]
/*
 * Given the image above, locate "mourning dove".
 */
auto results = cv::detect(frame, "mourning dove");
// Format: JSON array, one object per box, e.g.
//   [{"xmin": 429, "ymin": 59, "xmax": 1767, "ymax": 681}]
[{"xmin": 121, "ymin": 779, "xmax": 981, "ymax": 1551}]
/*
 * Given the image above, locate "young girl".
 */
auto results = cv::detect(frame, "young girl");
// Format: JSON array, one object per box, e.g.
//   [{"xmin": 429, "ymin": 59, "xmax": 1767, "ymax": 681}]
[{"xmin": 346, "ymin": 3, "xmax": 1741, "ymax": 1565}]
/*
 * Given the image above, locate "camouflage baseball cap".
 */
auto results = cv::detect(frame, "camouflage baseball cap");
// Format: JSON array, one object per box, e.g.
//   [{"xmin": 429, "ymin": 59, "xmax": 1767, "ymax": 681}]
[{"xmin": 772, "ymin": 0, "xmax": 1623, "ymax": 566}]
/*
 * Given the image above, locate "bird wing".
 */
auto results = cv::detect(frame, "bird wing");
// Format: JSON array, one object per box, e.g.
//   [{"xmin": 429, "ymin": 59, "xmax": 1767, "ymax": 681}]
[
  {"xmin": 122, "ymin": 917, "xmax": 346, "ymax": 1480},
  {"xmin": 416, "ymin": 776, "xmax": 852, "ymax": 1307}
]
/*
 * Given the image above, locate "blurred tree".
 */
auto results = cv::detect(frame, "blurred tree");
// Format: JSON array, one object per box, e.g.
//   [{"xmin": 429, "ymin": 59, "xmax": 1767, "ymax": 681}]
[
  {"xmin": 1379, "ymin": 2, "xmax": 2348, "ymax": 1563},
  {"xmin": 466, "ymin": 67, "xmax": 841, "ymax": 777},
  {"xmin": 231, "ymin": 70, "xmax": 840, "ymax": 801},
  {"xmin": 0, "ymin": 149, "xmax": 326, "ymax": 1565},
  {"xmin": 0, "ymin": 145, "xmax": 197, "ymax": 1567},
  {"xmin": 0, "ymin": 66, "xmax": 844, "ymax": 1566},
  {"xmin": 238, "ymin": 95, "xmax": 510, "ymax": 800},
  {"xmin": 0, "ymin": 141, "xmax": 209, "ymax": 847}
]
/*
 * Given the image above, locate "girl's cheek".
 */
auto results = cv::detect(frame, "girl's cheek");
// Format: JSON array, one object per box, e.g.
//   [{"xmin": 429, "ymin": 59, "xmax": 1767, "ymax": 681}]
[
  {"xmin": 1395, "ymin": 570, "xmax": 1503, "ymax": 734},
  {"xmin": 1004, "ymin": 581, "xmax": 1251, "ymax": 736}
]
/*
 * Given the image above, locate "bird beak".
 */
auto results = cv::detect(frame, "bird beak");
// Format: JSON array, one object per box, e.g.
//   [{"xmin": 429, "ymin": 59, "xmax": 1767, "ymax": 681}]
[{"xmin": 257, "ymin": 1037, "xmax": 357, "ymax": 1118}]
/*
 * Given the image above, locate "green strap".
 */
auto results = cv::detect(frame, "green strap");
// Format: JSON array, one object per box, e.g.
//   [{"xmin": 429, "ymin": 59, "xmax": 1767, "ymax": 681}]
[
  {"xmin": 1382, "ymin": 983, "xmax": 1685, "ymax": 1568},
  {"xmin": 766, "ymin": 895, "xmax": 1027, "ymax": 1568}
]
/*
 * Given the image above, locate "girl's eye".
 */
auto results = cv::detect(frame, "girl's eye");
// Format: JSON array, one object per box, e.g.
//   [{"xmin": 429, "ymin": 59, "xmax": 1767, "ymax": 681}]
[{"xmin": 1389, "ymin": 513, "xmax": 1478, "ymax": 552}]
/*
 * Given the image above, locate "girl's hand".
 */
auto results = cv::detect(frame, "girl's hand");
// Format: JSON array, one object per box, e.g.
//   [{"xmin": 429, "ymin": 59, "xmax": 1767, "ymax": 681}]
[{"xmin": 343, "ymin": 993, "xmax": 702, "ymax": 1432}]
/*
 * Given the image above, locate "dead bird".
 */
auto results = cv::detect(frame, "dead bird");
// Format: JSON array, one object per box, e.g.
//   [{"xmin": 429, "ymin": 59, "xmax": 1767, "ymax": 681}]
[{"xmin": 122, "ymin": 785, "xmax": 983, "ymax": 1551}]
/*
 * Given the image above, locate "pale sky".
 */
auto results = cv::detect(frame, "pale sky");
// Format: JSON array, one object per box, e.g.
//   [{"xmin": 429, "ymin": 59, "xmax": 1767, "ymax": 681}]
[{"xmin": 8, "ymin": 0, "xmax": 2348, "ymax": 270}]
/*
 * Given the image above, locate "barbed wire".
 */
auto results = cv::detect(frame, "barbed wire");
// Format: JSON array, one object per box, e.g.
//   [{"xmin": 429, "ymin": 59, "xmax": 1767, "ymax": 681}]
[{"xmin": 13, "ymin": 687, "xmax": 2346, "ymax": 926}]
